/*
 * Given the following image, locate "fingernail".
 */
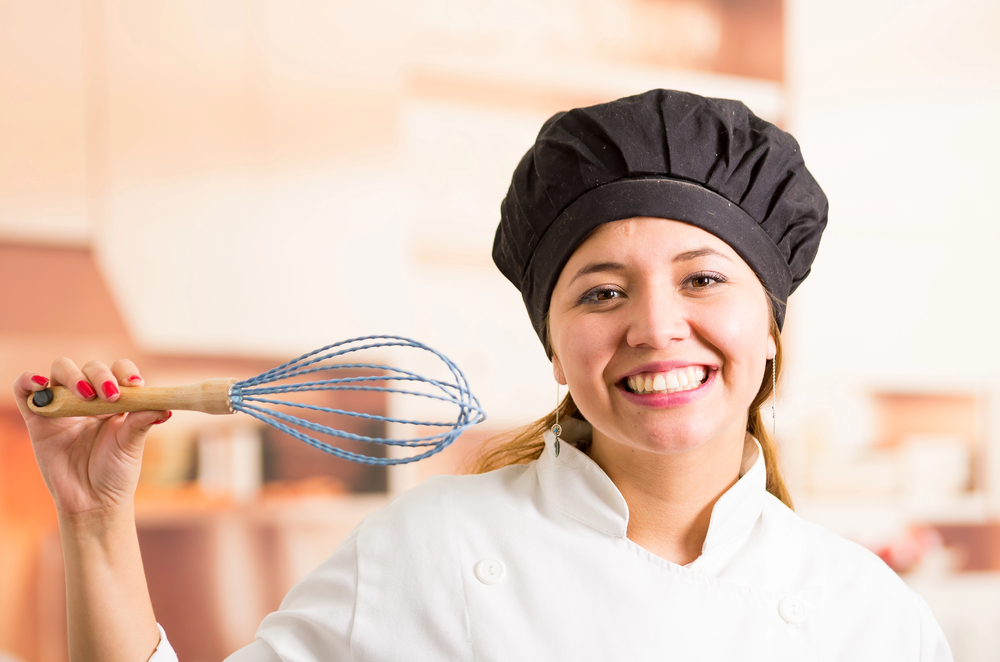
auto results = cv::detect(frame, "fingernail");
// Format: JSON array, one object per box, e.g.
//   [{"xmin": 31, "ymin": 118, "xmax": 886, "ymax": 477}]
[
  {"xmin": 31, "ymin": 375, "xmax": 49, "ymax": 387},
  {"xmin": 77, "ymin": 381, "xmax": 96, "ymax": 399},
  {"xmin": 128, "ymin": 375, "xmax": 142, "ymax": 382},
  {"xmin": 153, "ymin": 411, "xmax": 172, "ymax": 425},
  {"xmin": 102, "ymin": 380, "xmax": 119, "ymax": 399}
]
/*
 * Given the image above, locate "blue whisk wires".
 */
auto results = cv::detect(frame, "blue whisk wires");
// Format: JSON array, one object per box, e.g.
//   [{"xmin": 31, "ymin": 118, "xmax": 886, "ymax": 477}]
[{"xmin": 229, "ymin": 336, "xmax": 485, "ymax": 465}]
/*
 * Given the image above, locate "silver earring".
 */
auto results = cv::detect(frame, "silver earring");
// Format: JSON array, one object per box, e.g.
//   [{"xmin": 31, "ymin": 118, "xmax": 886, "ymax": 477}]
[
  {"xmin": 552, "ymin": 382, "xmax": 562, "ymax": 457},
  {"xmin": 771, "ymin": 358, "xmax": 777, "ymax": 437}
]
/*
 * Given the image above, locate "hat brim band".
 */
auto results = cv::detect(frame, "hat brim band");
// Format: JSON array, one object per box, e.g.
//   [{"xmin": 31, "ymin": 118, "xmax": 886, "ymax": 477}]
[{"xmin": 522, "ymin": 177, "xmax": 793, "ymax": 351}]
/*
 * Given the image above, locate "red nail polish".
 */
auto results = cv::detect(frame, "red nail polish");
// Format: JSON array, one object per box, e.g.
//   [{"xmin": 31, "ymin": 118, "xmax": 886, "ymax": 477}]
[
  {"xmin": 128, "ymin": 375, "xmax": 142, "ymax": 382},
  {"xmin": 102, "ymin": 380, "xmax": 119, "ymax": 399},
  {"xmin": 77, "ymin": 380, "xmax": 96, "ymax": 399},
  {"xmin": 153, "ymin": 411, "xmax": 172, "ymax": 425},
  {"xmin": 31, "ymin": 375, "xmax": 49, "ymax": 387}
]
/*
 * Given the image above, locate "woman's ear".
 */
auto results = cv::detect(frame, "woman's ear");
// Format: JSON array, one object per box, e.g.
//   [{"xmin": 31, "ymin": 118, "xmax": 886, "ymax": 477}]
[
  {"xmin": 552, "ymin": 353, "xmax": 568, "ymax": 386},
  {"xmin": 766, "ymin": 335, "xmax": 777, "ymax": 361}
]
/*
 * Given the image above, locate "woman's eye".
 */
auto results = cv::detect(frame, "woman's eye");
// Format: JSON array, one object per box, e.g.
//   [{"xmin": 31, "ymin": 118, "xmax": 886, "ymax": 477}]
[
  {"xmin": 578, "ymin": 287, "xmax": 624, "ymax": 304},
  {"xmin": 687, "ymin": 272, "xmax": 727, "ymax": 288}
]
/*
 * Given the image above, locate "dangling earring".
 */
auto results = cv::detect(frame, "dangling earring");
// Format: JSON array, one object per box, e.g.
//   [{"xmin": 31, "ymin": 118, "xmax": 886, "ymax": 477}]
[
  {"xmin": 771, "ymin": 358, "xmax": 777, "ymax": 437},
  {"xmin": 552, "ymin": 382, "xmax": 563, "ymax": 457}
]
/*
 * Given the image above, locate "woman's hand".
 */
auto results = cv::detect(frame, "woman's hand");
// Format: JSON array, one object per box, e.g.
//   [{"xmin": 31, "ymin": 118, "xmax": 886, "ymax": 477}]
[
  {"xmin": 13, "ymin": 358, "xmax": 170, "ymax": 519},
  {"xmin": 15, "ymin": 360, "xmax": 167, "ymax": 661}
]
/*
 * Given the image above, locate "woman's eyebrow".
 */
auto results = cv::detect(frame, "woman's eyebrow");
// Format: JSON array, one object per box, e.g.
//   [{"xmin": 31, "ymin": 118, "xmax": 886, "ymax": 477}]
[
  {"xmin": 568, "ymin": 249, "xmax": 730, "ymax": 285},
  {"xmin": 568, "ymin": 261, "xmax": 626, "ymax": 286},
  {"xmin": 672, "ymin": 247, "xmax": 732, "ymax": 263}
]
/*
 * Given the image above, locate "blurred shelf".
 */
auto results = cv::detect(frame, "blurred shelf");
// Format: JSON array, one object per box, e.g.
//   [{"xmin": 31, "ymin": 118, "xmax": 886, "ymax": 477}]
[
  {"xmin": 134, "ymin": 484, "xmax": 390, "ymax": 526},
  {"xmin": 795, "ymin": 493, "xmax": 1000, "ymax": 569}
]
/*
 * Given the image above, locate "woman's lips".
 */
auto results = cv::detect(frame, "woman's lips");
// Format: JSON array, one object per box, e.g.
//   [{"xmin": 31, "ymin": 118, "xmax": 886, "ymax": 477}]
[
  {"xmin": 624, "ymin": 365, "xmax": 708, "ymax": 395},
  {"xmin": 617, "ymin": 367, "xmax": 717, "ymax": 408}
]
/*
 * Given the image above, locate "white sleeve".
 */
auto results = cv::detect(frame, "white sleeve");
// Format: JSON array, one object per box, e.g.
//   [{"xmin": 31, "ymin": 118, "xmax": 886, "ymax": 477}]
[
  {"xmin": 147, "ymin": 623, "xmax": 282, "ymax": 662},
  {"xmin": 151, "ymin": 526, "xmax": 359, "ymax": 662},
  {"xmin": 918, "ymin": 596, "xmax": 954, "ymax": 662},
  {"xmin": 147, "ymin": 623, "xmax": 179, "ymax": 662}
]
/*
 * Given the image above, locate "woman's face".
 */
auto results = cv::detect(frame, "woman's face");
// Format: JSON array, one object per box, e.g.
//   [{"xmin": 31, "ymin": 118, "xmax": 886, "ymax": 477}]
[{"xmin": 548, "ymin": 217, "xmax": 775, "ymax": 456}]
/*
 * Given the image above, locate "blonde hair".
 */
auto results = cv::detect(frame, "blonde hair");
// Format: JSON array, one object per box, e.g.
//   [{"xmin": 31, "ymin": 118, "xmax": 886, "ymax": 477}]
[{"xmin": 470, "ymin": 315, "xmax": 793, "ymax": 510}]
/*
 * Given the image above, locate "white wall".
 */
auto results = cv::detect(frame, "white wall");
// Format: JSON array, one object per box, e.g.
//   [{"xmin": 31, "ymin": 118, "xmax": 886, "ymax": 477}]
[{"xmin": 784, "ymin": 0, "xmax": 1000, "ymax": 444}]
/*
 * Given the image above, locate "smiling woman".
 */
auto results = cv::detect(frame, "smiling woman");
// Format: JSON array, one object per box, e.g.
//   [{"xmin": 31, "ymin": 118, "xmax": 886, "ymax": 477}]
[
  {"xmin": 475, "ymin": 217, "xmax": 792, "ymax": 522},
  {"xmin": 473, "ymin": 89, "xmax": 951, "ymax": 659},
  {"xmin": 534, "ymin": 218, "xmax": 780, "ymax": 562},
  {"xmin": 15, "ymin": 89, "xmax": 953, "ymax": 662}
]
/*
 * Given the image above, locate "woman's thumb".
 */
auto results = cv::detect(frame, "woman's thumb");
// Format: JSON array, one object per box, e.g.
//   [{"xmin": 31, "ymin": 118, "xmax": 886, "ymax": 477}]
[{"xmin": 119, "ymin": 410, "xmax": 171, "ymax": 453}]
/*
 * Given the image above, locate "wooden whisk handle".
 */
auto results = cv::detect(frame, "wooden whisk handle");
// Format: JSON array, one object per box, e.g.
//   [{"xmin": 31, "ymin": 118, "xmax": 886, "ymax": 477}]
[{"xmin": 27, "ymin": 378, "xmax": 238, "ymax": 417}]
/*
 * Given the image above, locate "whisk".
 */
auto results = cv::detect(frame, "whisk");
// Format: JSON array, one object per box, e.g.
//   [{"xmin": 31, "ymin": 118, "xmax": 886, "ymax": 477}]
[{"xmin": 27, "ymin": 335, "xmax": 486, "ymax": 465}]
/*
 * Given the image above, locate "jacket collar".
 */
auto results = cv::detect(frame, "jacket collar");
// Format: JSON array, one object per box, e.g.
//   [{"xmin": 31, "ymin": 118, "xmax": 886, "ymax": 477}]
[{"xmin": 536, "ymin": 421, "xmax": 766, "ymax": 556}]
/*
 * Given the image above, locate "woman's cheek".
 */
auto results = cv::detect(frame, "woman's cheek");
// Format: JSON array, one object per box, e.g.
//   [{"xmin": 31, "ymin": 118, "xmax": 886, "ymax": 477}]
[
  {"xmin": 561, "ymin": 323, "xmax": 614, "ymax": 390},
  {"xmin": 563, "ymin": 341, "xmax": 603, "ymax": 387},
  {"xmin": 702, "ymin": 306, "xmax": 750, "ymax": 356},
  {"xmin": 704, "ymin": 301, "xmax": 768, "ymax": 388},
  {"xmin": 713, "ymin": 296, "xmax": 769, "ymax": 348}
]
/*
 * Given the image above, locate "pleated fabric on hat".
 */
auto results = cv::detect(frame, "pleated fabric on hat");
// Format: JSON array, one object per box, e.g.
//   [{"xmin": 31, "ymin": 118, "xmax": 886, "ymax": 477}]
[{"xmin": 492, "ymin": 89, "xmax": 828, "ymax": 352}]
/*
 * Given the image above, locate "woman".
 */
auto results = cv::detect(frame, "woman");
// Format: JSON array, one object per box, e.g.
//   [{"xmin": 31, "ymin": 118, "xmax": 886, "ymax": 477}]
[{"xmin": 15, "ymin": 90, "xmax": 952, "ymax": 661}]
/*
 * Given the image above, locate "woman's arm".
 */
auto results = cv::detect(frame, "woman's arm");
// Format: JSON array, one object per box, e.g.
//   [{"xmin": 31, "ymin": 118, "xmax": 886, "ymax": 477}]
[
  {"xmin": 13, "ymin": 359, "xmax": 168, "ymax": 662},
  {"xmin": 60, "ymin": 507, "xmax": 159, "ymax": 662}
]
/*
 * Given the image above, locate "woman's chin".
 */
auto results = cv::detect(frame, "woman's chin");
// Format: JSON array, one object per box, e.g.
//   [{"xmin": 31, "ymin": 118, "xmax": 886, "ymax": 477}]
[{"xmin": 592, "ymin": 421, "xmax": 717, "ymax": 457}]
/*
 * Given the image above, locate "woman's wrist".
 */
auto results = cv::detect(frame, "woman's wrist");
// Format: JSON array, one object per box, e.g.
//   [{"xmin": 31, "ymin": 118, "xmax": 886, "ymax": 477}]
[{"xmin": 58, "ymin": 502, "xmax": 137, "ymax": 546}]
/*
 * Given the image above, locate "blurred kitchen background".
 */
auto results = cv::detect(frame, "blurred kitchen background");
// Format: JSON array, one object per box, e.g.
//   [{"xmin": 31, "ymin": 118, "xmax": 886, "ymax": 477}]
[{"xmin": 2, "ymin": 0, "xmax": 999, "ymax": 659}]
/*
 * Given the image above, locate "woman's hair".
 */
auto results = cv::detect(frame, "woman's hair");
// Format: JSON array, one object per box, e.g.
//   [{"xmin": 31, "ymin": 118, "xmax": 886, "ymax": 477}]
[{"xmin": 470, "ymin": 313, "xmax": 794, "ymax": 510}]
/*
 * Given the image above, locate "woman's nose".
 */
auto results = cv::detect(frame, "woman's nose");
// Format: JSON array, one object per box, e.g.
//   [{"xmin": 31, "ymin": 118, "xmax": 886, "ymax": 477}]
[{"xmin": 624, "ymin": 293, "xmax": 690, "ymax": 348}]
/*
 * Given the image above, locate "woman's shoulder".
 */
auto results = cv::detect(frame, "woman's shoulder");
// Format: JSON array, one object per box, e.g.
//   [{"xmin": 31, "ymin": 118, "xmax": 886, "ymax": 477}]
[
  {"xmin": 759, "ymin": 494, "xmax": 918, "ymax": 603},
  {"xmin": 758, "ymin": 496, "xmax": 951, "ymax": 657}
]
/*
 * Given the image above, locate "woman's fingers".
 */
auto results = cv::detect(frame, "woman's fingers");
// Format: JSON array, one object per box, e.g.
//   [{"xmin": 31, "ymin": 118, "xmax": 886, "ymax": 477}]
[
  {"xmin": 124, "ymin": 410, "xmax": 171, "ymax": 434},
  {"xmin": 47, "ymin": 357, "xmax": 136, "ymax": 403},
  {"xmin": 111, "ymin": 359, "xmax": 143, "ymax": 387},
  {"xmin": 13, "ymin": 371, "xmax": 53, "ymax": 416},
  {"xmin": 21, "ymin": 357, "xmax": 163, "ymax": 425},
  {"xmin": 14, "ymin": 371, "xmax": 50, "ymax": 396},
  {"xmin": 50, "ymin": 357, "xmax": 97, "ymax": 401},
  {"xmin": 116, "ymin": 409, "xmax": 171, "ymax": 459},
  {"xmin": 81, "ymin": 360, "xmax": 120, "ymax": 402}
]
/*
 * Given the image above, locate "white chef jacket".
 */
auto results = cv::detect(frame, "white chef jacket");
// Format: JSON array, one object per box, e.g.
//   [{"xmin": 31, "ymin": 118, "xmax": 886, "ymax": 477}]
[{"xmin": 150, "ymin": 428, "xmax": 952, "ymax": 661}]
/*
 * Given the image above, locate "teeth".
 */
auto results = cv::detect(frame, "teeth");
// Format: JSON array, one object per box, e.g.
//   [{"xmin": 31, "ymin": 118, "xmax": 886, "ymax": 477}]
[
  {"xmin": 626, "ymin": 366, "xmax": 707, "ymax": 395},
  {"xmin": 666, "ymin": 371, "xmax": 680, "ymax": 389}
]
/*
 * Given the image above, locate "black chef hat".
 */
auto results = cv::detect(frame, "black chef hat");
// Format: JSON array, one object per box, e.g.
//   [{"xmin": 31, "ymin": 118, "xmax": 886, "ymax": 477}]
[{"xmin": 493, "ymin": 89, "xmax": 828, "ymax": 353}]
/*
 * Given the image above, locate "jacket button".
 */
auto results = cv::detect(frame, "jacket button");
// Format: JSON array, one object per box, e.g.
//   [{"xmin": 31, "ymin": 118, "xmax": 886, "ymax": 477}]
[
  {"xmin": 474, "ymin": 559, "xmax": 505, "ymax": 585},
  {"xmin": 778, "ymin": 597, "xmax": 806, "ymax": 624}
]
